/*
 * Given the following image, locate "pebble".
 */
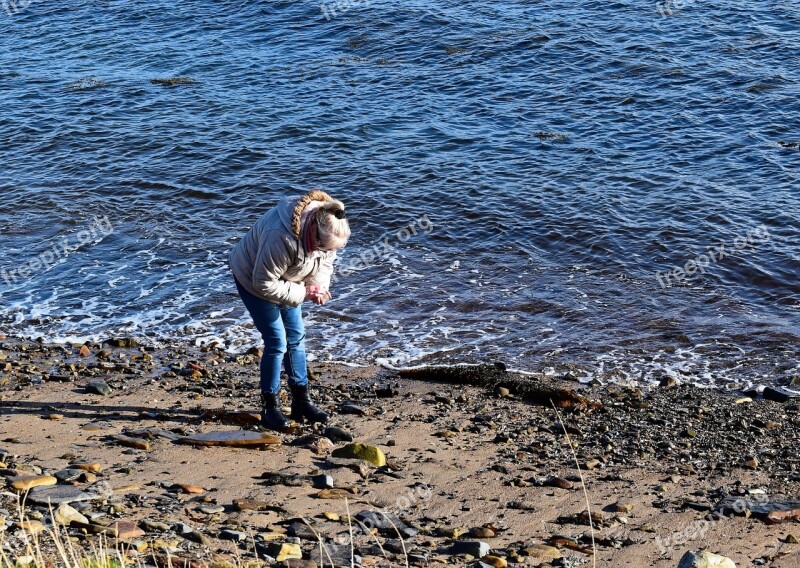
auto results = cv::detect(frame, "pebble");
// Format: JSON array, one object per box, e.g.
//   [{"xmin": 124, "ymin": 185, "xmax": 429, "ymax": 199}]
[
  {"xmin": 15, "ymin": 520, "xmax": 45, "ymax": 534},
  {"xmin": 331, "ymin": 443, "xmax": 386, "ymax": 466},
  {"xmin": 522, "ymin": 544, "xmax": 562, "ymax": 559},
  {"xmin": 449, "ymin": 540, "xmax": 491, "ymax": 557},
  {"xmin": 678, "ymin": 550, "xmax": 736, "ymax": 568},
  {"xmin": 10, "ymin": 475, "xmax": 57, "ymax": 491},
  {"xmin": 178, "ymin": 430, "xmax": 281, "ymax": 447},
  {"xmin": 175, "ymin": 483, "xmax": 205, "ymax": 494},
  {"xmin": 481, "ymin": 556, "xmax": 507, "ymax": 568},
  {"xmin": 545, "ymin": 476, "xmax": 574, "ymax": 490},
  {"xmin": 469, "ymin": 527, "xmax": 496, "ymax": 538},
  {"xmin": 53, "ymin": 503, "xmax": 88, "ymax": 526},
  {"xmin": 324, "ymin": 426, "xmax": 354, "ymax": 442},
  {"xmin": 85, "ymin": 380, "xmax": 112, "ymax": 396}
]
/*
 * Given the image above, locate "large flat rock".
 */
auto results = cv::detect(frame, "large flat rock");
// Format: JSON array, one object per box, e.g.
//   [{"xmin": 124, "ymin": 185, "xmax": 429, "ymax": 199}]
[
  {"xmin": 27, "ymin": 485, "xmax": 101, "ymax": 505},
  {"xmin": 178, "ymin": 430, "xmax": 281, "ymax": 447}
]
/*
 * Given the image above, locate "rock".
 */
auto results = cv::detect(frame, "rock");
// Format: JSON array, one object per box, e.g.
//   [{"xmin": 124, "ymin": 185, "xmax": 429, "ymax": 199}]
[
  {"xmin": 545, "ymin": 476, "xmax": 574, "ymax": 490},
  {"xmin": 27, "ymin": 485, "xmax": 100, "ymax": 505},
  {"xmin": 179, "ymin": 430, "xmax": 281, "ymax": 447},
  {"xmin": 744, "ymin": 456, "xmax": 759, "ymax": 470},
  {"xmin": 608, "ymin": 502, "xmax": 634, "ymax": 514},
  {"xmin": 79, "ymin": 345, "xmax": 91, "ymax": 357},
  {"xmin": 106, "ymin": 337, "xmax": 138, "ymax": 348},
  {"xmin": 315, "ymin": 489, "xmax": 353, "ymax": 499},
  {"xmin": 233, "ymin": 499, "xmax": 287, "ymax": 513},
  {"xmin": 584, "ymin": 459, "xmax": 601, "ymax": 471},
  {"xmin": 9, "ymin": 475, "xmax": 57, "ymax": 491},
  {"xmin": 175, "ymin": 483, "xmax": 205, "ymax": 494},
  {"xmin": 715, "ymin": 496, "xmax": 800, "ymax": 524},
  {"xmin": 54, "ymin": 503, "xmax": 88, "ymax": 526},
  {"xmin": 311, "ymin": 474, "xmax": 334, "ymax": 489},
  {"xmin": 763, "ymin": 386, "xmax": 800, "ymax": 403},
  {"xmin": 55, "ymin": 468, "xmax": 94, "ymax": 483},
  {"xmin": 469, "ymin": 527, "xmax": 495, "ymax": 538},
  {"xmin": 522, "ymin": 544, "xmax": 562, "ymax": 559},
  {"xmin": 86, "ymin": 380, "xmax": 112, "ymax": 396},
  {"xmin": 308, "ymin": 437, "xmax": 335, "ymax": 455},
  {"xmin": 310, "ymin": 544, "xmax": 358, "ymax": 566},
  {"xmin": 354, "ymin": 510, "xmax": 418, "ymax": 538},
  {"xmin": 660, "ymin": 376, "xmax": 678, "ymax": 388},
  {"xmin": 286, "ymin": 521, "xmax": 318, "ymax": 541},
  {"xmin": 15, "ymin": 520, "xmax": 45, "ymax": 535},
  {"xmin": 111, "ymin": 520, "xmax": 146, "ymax": 540},
  {"xmin": 678, "ymin": 550, "xmax": 736, "ymax": 568},
  {"xmin": 323, "ymin": 512, "xmax": 339, "ymax": 521},
  {"xmin": 496, "ymin": 387, "xmax": 511, "ymax": 397},
  {"xmin": 263, "ymin": 542, "xmax": 302, "ymax": 562},
  {"xmin": 71, "ymin": 462, "xmax": 103, "ymax": 473},
  {"xmin": 481, "ymin": 556, "xmax": 507, "ymax": 568},
  {"xmin": 111, "ymin": 435, "xmax": 150, "ymax": 451},
  {"xmin": 219, "ymin": 529, "xmax": 247, "ymax": 542},
  {"xmin": 449, "ymin": 540, "xmax": 490, "ymax": 557},
  {"xmin": 331, "ymin": 443, "xmax": 386, "ymax": 466}
]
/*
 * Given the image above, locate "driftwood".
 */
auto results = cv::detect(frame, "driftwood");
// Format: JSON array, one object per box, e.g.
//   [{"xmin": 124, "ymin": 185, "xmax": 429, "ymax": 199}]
[{"xmin": 397, "ymin": 363, "xmax": 601, "ymax": 411}]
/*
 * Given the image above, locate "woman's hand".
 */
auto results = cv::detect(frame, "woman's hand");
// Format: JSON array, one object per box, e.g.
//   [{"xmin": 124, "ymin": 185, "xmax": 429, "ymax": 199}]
[{"xmin": 305, "ymin": 284, "xmax": 332, "ymax": 305}]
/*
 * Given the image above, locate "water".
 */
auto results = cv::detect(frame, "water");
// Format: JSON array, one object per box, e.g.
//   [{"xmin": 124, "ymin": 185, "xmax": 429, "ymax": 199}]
[{"xmin": 1, "ymin": 1, "xmax": 799, "ymax": 387}]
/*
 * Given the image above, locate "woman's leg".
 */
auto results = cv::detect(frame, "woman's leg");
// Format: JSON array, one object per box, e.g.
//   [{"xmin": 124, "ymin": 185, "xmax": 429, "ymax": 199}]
[
  {"xmin": 280, "ymin": 305, "xmax": 308, "ymax": 388},
  {"xmin": 234, "ymin": 279, "xmax": 286, "ymax": 394}
]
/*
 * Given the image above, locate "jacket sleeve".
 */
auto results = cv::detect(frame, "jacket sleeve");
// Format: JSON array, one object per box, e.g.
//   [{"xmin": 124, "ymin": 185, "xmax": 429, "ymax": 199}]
[
  {"xmin": 251, "ymin": 231, "xmax": 306, "ymax": 307},
  {"xmin": 307, "ymin": 251, "xmax": 337, "ymax": 291}
]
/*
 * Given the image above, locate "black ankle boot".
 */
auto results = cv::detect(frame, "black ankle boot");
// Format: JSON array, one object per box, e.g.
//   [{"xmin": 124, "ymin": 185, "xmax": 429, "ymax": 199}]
[
  {"xmin": 260, "ymin": 391, "xmax": 290, "ymax": 431},
  {"xmin": 289, "ymin": 384, "xmax": 329, "ymax": 424}
]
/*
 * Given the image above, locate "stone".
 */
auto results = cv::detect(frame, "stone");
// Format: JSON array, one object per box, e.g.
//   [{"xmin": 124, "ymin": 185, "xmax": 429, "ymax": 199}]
[
  {"xmin": 309, "ymin": 437, "xmax": 335, "ymax": 455},
  {"xmin": 522, "ymin": 544, "xmax": 562, "ymax": 559},
  {"xmin": 608, "ymin": 502, "xmax": 634, "ymax": 514},
  {"xmin": 71, "ymin": 462, "xmax": 103, "ymax": 473},
  {"xmin": 449, "ymin": 540, "xmax": 490, "ymax": 557},
  {"xmin": 197, "ymin": 504, "xmax": 224, "ymax": 514},
  {"xmin": 15, "ymin": 520, "xmax": 44, "ymax": 535},
  {"xmin": 263, "ymin": 542, "xmax": 302, "ymax": 562},
  {"xmin": 311, "ymin": 474, "xmax": 334, "ymax": 489},
  {"xmin": 111, "ymin": 435, "xmax": 150, "ymax": 451},
  {"xmin": 141, "ymin": 520, "xmax": 171, "ymax": 532},
  {"xmin": 10, "ymin": 475, "xmax": 57, "ymax": 491},
  {"xmin": 175, "ymin": 483, "xmax": 204, "ymax": 494},
  {"xmin": 331, "ymin": 443, "xmax": 386, "ymax": 466},
  {"xmin": 286, "ymin": 521, "xmax": 318, "ymax": 541},
  {"xmin": 233, "ymin": 499, "xmax": 286, "ymax": 513},
  {"xmin": 481, "ymin": 556, "xmax": 507, "ymax": 568},
  {"xmin": 54, "ymin": 503, "xmax": 88, "ymax": 526},
  {"xmin": 545, "ymin": 476, "xmax": 573, "ymax": 490},
  {"xmin": 323, "ymin": 426, "xmax": 353, "ymax": 442},
  {"xmin": 584, "ymin": 459, "xmax": 601, "ymax": 470},
  {"xmin": 179, "ymin": 430, "xmax": 281, "ymax": 447},
  {"xmin": 111, "ymin": 520, "xmax": 146, "ymax": 540},
  {"xmin": 715, "ymin": 496, "xmax": 800, "ymax": 525},
  {"xmin": 79, "ymin": 345, "xmax": 91, "ymax": 357},
  {"xmin": 678, "ymin": 550, "xmax": 736, "ymax": 568},
  {"xmin": 470, "ymin": 527, "xmax": 495, "ymax": 538},
  {"xmin": 310, "ymin": 544, "xmax": 359, "ymax": 566},
  {"xmin": 219, "ymin": 529, "xmax": 247, "ymax": 542},
  {"xmin": 354, "ymin": 510, "xmax": 418, "ymax": 538},
  {"xmin": 315, "ymin": 489, "xmax": 353, "ymax": 499},
  {"xmin": 46, "ymin": 414, "xmax": 63, "ymax": 420},
  {"xmin": 86, "ymin": 380, "xmax": 112, "ymax": 396},
  {"xmin": 763, "ymin": 386, "xmax": 800, "ymax": 403},
  {"xmin": 27, "ymin": 485, "xmax": 100, "ymax": 505}
]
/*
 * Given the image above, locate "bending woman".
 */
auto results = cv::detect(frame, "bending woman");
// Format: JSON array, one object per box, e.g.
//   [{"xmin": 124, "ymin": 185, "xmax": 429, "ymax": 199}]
[{"xmin": 229, "ymin": 190, "xmax": 350, "ymax": 431}]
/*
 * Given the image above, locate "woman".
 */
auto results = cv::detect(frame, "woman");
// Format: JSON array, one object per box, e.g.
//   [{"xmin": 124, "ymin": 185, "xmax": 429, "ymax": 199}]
[{"xmin": 229, "ymin": 189, "xmax": 351, "ymax": 431}]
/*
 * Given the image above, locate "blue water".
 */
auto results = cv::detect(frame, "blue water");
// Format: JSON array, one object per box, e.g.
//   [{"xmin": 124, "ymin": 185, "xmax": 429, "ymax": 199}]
[{"xmin": 1, "ymin": 1, "xmax": 799, "ymax": 386}]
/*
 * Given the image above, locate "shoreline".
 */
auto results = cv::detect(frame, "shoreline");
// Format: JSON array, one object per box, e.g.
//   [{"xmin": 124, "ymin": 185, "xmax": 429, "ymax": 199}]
[{"xmin": 1, "ymin": 335, "xmax": 799, "ymax": 567}]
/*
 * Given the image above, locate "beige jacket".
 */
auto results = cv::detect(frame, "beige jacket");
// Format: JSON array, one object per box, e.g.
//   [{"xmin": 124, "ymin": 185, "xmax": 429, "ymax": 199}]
[{"xmin": 229, "ymin": 196, "xmax": 336, "ymax": 307}]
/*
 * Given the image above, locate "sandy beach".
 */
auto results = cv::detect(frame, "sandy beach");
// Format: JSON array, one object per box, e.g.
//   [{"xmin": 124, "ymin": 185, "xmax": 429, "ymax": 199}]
[{"xmin": 1, "ymin": 336, "xmax": 798, "ymax": 567}]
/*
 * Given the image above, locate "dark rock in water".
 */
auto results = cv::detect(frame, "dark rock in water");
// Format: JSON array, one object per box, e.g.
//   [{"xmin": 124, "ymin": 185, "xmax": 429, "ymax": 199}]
[
  {"xmin": 399, "ymin": 364, "xmax": 600, "ymax": 411},
  {"xmin": 85, "ymin": 380, "xmax": 111, "ymax": 396},
  {"xmin": 27, "ymin": 485, "xmax": 101, "ymax": 505},
  {"xmin": 448, "ymin": 540, "xmax": 490, "ymax": 557},
  {"xmin": 715, "ymin": 495, "xmax": 800, "ymax": 524},
  {"xmin": 763, "ymin": 386, "xmax": 800, "ymax": 403},
  {"xmin": 178, "ymin": 430, "xmax": 281, "ymax": 447},
  {"xmin": 324, "ymin": 425, "xmax": 353, "ymax": 442},
  {"xmin": 354, "ymin": 510, "xmax": 418, "ymax": 538},
  {"xmin": 150, "ymin": 77, "xmax": 194, "ymax": 87}
]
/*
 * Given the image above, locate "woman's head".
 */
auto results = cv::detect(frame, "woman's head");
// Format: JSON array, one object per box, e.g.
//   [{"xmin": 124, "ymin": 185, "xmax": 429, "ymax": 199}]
[{"xmin": 316, "ymin": 199, "xmax": 350, "ymax": 251}]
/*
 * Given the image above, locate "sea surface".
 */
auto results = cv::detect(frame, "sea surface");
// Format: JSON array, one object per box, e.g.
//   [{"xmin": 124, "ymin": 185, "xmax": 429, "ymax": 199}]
[{"xmin": 1, "ymin": 1, "xmax": 799, "ymax": 387}]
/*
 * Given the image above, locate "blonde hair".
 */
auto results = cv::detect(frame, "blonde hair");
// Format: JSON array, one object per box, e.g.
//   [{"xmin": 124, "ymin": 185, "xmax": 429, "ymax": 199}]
[{"xmin": 291, "ymin": 189, "xmax": 350, "ymax": 250}]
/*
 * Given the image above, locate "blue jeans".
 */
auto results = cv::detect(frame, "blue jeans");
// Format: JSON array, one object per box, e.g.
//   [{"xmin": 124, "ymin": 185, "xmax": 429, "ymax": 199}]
[{"xmin": 235, "ymin": 278, "xmax": 308, "ymax": 394}]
